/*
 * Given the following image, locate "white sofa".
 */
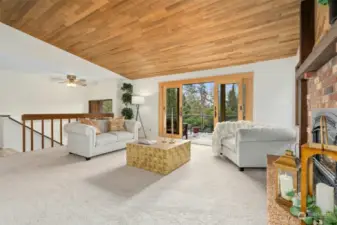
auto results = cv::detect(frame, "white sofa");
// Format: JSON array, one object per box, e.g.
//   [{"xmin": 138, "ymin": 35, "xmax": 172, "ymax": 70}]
[
  {"xmin": 212, "ymin": 121, "xmax": 296, "ymax": 171},
  {"xmin": 64, "ymin": 119, "xmax": 141, "ymax": 160}
]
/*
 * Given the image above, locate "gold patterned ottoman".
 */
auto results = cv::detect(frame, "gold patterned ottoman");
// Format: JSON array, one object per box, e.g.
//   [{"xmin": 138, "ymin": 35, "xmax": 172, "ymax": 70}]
[{"xmin": 126, "ymin": 139, "xmax": 191, "ymax": 175}]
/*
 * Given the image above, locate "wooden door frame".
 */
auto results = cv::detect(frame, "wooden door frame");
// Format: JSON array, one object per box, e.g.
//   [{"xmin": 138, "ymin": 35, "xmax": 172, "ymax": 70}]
[
  {"xmin": 159, "ymin": 83, "xmax": 183, "ymax": 138},
  {"xmin": 158, "ymin": 72, "xmax": 254, "ymax": 137}
]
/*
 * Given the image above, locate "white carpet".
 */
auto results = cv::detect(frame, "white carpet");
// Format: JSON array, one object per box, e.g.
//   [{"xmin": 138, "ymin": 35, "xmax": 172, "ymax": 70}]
[{"xmin": 0, "ymin": 145, "xmax": 266, "ymax": 225}]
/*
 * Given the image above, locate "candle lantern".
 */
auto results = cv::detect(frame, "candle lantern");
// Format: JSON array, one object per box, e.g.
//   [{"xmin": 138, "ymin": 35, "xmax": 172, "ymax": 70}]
[{"xmin": 274, "ymin": 150, "xmax": 300, "ymax": 208}]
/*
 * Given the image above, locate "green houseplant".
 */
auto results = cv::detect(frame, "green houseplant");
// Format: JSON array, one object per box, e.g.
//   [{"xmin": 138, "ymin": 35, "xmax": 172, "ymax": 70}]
[{"xmin": 121, "ymin": 83, "xmax": 134, "ymax": 119}]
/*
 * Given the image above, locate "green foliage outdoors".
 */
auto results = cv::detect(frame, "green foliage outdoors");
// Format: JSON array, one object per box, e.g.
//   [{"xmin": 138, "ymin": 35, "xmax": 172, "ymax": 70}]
[
  {"xmin": 165, "ymin": 83, "xmax": 238, "ymax": 133},
  {"xmin": 102, "ymin": 100, "xmax": 112, "ymax": 113},
  {"xmin": 318, "ymin": 0, "xmax": 328, "ymax": 5}
]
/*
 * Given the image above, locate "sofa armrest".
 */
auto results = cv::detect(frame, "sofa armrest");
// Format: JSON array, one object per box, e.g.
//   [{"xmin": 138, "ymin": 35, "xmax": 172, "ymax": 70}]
[
  {"xmin": 124, "ymin": 120, "xmax": 141, "ymax": 140},
  {"xmin": 64, "ymin": 122, "xmax": 96, "ymax": 158},
  {"xmin": 64, "ymin": 122, "xmax": 96, "ymax": 137},
  {"xmin": 237, "ymin": 127, "xmax": 296, "ymax": 143}
]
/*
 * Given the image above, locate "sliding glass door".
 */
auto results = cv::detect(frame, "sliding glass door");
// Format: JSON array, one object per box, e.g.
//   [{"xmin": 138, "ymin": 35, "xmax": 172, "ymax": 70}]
[
  {"xmin": 160, "ymin": 84, "xmax": 182, "ymax": 138},
  {"xmin": 159, "ymin": 73, "xmax": 253, "ymax": 138}
]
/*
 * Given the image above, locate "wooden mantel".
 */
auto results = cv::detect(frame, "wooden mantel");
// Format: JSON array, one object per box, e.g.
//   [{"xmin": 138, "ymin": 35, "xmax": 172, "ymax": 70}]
[{"xmin": 296, "ymin": 22, "xmax": 337, "ymax": 79}]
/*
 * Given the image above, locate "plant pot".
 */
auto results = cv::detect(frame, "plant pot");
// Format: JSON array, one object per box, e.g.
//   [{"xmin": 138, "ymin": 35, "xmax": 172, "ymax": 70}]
[
  {"xmin": 329, "ymin": 0, "xmax": 337, "ymax": 24},
  {"xmin": 192, "ymin": 127, "xmax": 200, "ymax": 134}
]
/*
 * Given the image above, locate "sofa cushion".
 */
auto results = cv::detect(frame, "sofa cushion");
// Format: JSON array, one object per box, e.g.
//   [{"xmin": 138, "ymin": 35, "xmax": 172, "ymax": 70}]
[
  {"xmin": 108, "ymin": 131, "xmax": 134, "ymax": 142},
  {"xmin": 80, "ymin": 119, "xmax": 101, "ymax": 135},
  {"xmin": 221, "ymin": 137, "xmax": 236, "ymax": 153},
  {"xmin": 95, "ymin": 119, "xmax": 110, "ymax": 133},
  {"xmin": 109, "ymin": 117, "xmax": 126, "ymax": 131},
  {"xmin": 96, "ymin": 133, "xmax": 118, "ymax": 146}
]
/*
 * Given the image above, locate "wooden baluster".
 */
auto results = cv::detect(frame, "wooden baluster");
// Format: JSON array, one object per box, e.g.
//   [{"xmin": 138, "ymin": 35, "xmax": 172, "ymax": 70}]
[
  {"xmin": 41, "ymin": 120, "xmax": 45, "ymax": 149},
  {"xmin": 51, "ymin": 119, "xmax": 54, "ymax": 147},
  {"xmin": 22, "ymin": 120, "xmax": 26, "ymax": 152},
  {"xmin": 60, "ymin": 119, "xmax": 63, "ymax": 145},
  {"xmin": 30, "ymin": 120, "xmax": 34, "ymax": 151}
]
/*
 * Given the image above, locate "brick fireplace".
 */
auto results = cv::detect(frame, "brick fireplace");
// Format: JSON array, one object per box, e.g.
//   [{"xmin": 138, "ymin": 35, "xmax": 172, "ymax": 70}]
[{"xmin": 307, "ymin": 55, "xmax": 337, "ymax": 141}]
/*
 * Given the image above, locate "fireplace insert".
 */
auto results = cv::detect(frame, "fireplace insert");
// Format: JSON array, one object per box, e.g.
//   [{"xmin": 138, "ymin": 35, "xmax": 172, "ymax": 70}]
[{"xmin": 312, "ymin": 109, "xmax": 337, "ymax": 202}]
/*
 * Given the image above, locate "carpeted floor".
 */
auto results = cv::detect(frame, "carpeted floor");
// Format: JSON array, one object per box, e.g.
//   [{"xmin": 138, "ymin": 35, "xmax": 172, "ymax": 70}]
[{"xmin": 0, "ymin": 145, "xmax": 266, "ymax": 225}]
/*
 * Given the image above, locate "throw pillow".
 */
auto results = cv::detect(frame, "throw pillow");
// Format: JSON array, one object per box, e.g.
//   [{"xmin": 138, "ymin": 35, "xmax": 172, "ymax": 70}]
[
  {"xmin": 109, "ymin": 117, "xmax": 126, "ymax": 131},
  {"xmin": 80, "ymin": 119, "xmax": 101, "ymax": 135}
]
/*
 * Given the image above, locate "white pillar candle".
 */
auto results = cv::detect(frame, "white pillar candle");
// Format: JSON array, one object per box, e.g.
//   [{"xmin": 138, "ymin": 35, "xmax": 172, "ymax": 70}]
[
  {"xmin": 316, "ymin": 183, "xmax": 334, "ymax": 214},
  {"xmin": 279, "ymin": 173, "xmax": 294, "ymax": 201}
]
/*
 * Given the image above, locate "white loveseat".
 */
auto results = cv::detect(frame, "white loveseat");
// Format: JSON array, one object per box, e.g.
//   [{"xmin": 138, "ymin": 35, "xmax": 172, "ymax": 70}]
[
  {"xmin": 64, "ymin": 120, "xmax": 141, "ymax": 160},
  {"xmin": 212, "ymin": 121, "xmax": 296, "ymax": 171}
]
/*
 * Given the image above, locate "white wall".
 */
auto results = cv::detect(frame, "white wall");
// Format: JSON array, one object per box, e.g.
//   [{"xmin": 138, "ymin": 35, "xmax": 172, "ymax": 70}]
[
  {"xmin": 86, "ymin": 78, "xmax": 132, "ymax": 117},
  {"xmin": 0, "ymin": 70, "xmax": 88, "ymax": 118},
  {"xmin": 0, "ymin": 22, "xmax": 122, "ymax": 80},
  {"xmin": 133, "ymin": 57, "xmax": 297, "ymax": 139}
]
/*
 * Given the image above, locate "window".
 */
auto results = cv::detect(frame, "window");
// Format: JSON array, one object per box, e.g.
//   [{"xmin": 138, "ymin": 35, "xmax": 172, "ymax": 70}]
[{"xmin": 89, "ymin": 99, "xmax": 112, "ymax": 113}]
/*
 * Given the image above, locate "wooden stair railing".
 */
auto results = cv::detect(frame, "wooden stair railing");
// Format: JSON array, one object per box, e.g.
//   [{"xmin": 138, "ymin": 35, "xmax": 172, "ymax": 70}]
[{"xmin": 21, "ymin": 113, "xmax": 114, "ymax": 152}]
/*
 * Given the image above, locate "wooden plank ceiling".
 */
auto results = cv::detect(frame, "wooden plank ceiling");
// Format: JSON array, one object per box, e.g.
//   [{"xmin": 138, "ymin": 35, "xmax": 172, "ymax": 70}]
[{"xmin": 0, "ymin": 0, "xmax": 300, "ymax": 79}]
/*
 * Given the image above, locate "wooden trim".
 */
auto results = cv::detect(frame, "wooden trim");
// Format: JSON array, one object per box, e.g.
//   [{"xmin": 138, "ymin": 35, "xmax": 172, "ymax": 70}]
[
  {"xmin": 158, "ymin": 72, "xmax": 253, "ymax": 86},
  {"xmin": 160, "ymin": 83, "xmax": 183, "ymax": 138},
  {"xmin": 22, "ymin": 113, "xmax": 114, "ymax": 120},
  {"xmin": 297, "ymin": 22, "xmax": 337, "ymax": 78},
  {"xmin": 299, "ymin": 0, "xmax": 315, "ymax": 65},
  {"xmin": 299, "ymin": 79, "xmax": 308, "ymax": 146},
  {"xmin": 30, "ymin": 120, "xmax": 34, "ymax": 151}
]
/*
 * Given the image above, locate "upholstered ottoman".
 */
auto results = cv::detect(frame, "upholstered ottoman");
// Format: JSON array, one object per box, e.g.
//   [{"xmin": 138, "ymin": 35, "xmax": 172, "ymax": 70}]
[{"xmin": 126, "ymin": 139, "xmax": 191, "ymax": 175}]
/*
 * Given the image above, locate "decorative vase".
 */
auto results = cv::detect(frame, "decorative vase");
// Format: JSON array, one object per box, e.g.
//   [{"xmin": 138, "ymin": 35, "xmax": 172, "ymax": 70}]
[{"xmin": 329, "ymin": 0, "xmax": 337, "ymax": 24}]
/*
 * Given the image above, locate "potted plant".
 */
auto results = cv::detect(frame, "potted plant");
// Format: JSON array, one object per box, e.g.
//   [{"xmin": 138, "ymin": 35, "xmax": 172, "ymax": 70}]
[
  {"xmin": 121, "ymin": 83, "xmax": 134, "ymax": 119},
  {"xmin": 319, "ymin": 0, "xmax": 337, "ymax": 25}
]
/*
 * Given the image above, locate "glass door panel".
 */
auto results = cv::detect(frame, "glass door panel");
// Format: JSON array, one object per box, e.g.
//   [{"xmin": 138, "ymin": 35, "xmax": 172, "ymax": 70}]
[
  {"xmin": 182, "ymin": 82, "xmax": 215, "ymax": 135},
  {"xmin": 165, "ymin": 87, "xmax": 180, "ymax": 135},
  {"xmin": 217, "ymin": 83, "xmax": 240, "ymax": 122}
]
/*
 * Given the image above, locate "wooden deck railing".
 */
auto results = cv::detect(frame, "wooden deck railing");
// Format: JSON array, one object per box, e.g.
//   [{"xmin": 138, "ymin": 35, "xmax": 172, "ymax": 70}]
[{"xmin": 21, "ymin": 113, "xmax": 114, "ymax": 152}]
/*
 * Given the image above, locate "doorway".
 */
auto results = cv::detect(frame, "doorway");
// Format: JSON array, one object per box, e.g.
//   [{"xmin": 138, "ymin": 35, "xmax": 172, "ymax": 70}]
[
  {"xmin": 159, "ymin": 73, "xmax": 253, "ymax": 140},
  {"xmin": 182, "ymin": 82, "xmax": 215, "ymax": 142}
]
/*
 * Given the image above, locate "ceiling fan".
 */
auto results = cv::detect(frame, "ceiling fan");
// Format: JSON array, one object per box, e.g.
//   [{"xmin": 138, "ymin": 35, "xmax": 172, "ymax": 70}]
[{"xmin": 52, "ymin": 75, "xmax": 87, "ymax": 87}]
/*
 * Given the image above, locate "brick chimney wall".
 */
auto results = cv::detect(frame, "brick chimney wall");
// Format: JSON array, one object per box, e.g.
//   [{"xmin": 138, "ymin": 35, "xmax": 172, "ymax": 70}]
[{"xmin": 307, "ymin": 55, "xmax": 337, "ymax": 141}]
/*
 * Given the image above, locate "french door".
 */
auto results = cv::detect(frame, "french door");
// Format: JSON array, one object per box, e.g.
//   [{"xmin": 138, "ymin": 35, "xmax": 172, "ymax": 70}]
[
  {"xmin": 159, "ymin": 84, "xmax": 183, "ymax": 138},
  {"xmin": 214, "ymin": 77, "xmax": 253, "ymax": 124},
  {"xmin": 159, "ymin": 73, "xmax": 253, "ymax": 138}
]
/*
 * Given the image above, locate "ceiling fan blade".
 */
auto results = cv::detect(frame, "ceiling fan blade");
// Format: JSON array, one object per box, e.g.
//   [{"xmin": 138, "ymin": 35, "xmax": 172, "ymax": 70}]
[
  {"xmin": 58, "ymin": 81, "xmax": 68, "ymax": 84},
  {"xmin": 75, "ymin": 80, "xmax": 87, "ymax": 85},
  {"xmin": 51, "ymin": 77, "xmax": 66, "ymax": 82}
]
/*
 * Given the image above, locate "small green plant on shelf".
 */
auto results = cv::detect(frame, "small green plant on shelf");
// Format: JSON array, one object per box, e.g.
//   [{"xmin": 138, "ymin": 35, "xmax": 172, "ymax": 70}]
[
  {"xmin": 121, "ymin": 83, "xmax": 134, "ymax": 119},
  {"xmin": 287, "ymin": 191, "xmax": 337, "ymax": 224}
]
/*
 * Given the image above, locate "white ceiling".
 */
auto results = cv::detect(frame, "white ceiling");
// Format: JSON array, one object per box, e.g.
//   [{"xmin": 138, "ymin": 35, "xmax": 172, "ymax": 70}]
[{"xmin": 0, "ymin": 23, "xmax": 123, "ymax": 81}]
